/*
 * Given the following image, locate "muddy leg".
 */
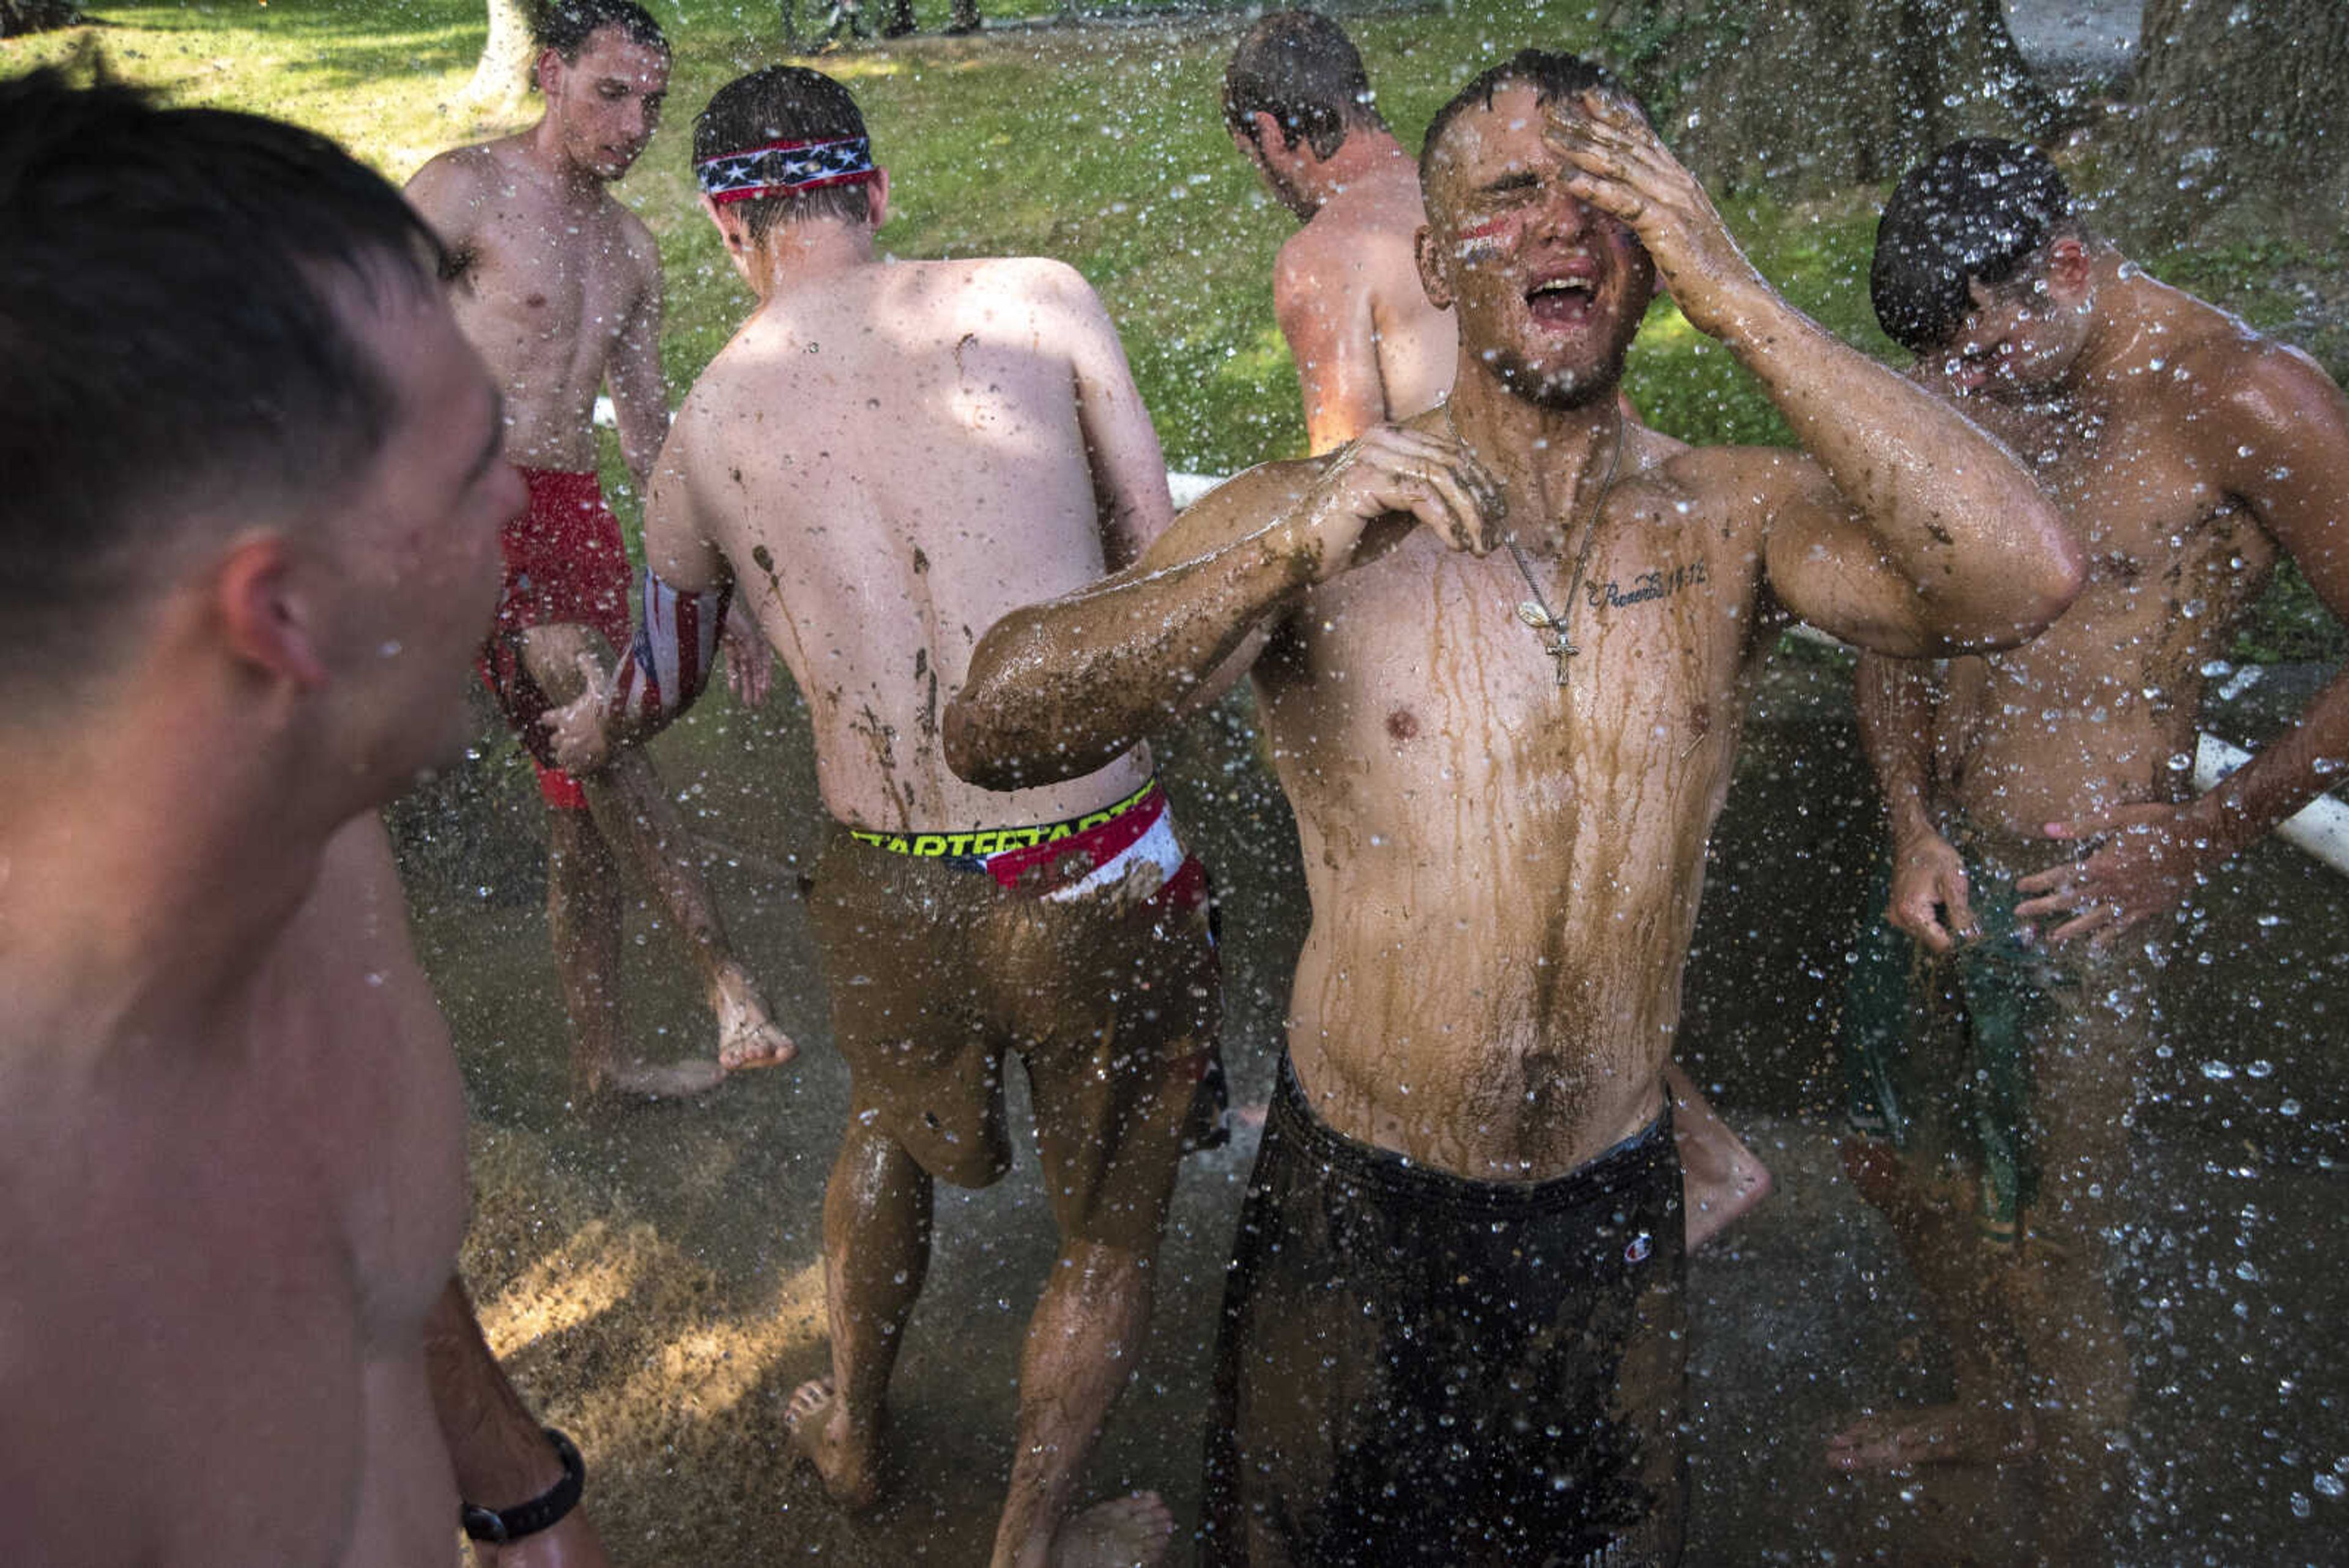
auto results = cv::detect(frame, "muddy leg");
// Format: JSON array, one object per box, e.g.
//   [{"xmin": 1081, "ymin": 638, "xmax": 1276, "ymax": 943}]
[
  {"xmin": 791, "ymin": 1112, "xmax": 931, "ymax": 1512},
  {"xmin": 544, "ymin": 808, "xmax": 631, "ymax": 1096},
  {"xmin": 1827, "ymin": 1136, "xmax": 2036, "ymax": 1471},
  {"xmin": 522, "ymin": 623, "xmax": 792, "ymax": 1082},
  {"xmin": 1668, "ymin": 1061, "xmax": 1773, "ymax": 1250},
  {"xmin": 991, "ymin": 1239, "xmax": 1170, "ymax": 1568},
  {"xmin": 579, "ymin": 751, "xmax": 795, "ymax": 1074}
]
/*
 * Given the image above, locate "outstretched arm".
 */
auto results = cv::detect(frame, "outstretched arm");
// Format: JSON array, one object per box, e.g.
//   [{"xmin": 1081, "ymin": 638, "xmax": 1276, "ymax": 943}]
[
  {"xmin": 1548, "ymin": 92, "xmax": 2081, "ymax": 655},
  {"xmin": 944, "ymin": 423, "xmax": 1502, "ymax": 790},
  {"xmin": 1855, "ymin": 652, "xmax": 1974, "ymax": 953},
  {"xmin": 2018, "ymin": 347, "xmax": 2349, "ymax": 942}
]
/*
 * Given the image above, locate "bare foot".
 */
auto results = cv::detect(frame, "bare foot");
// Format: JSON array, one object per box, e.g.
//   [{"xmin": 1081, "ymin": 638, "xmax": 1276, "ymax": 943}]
[
  {"xmin": 1048, "ymin": 1493, "xmax": 1173, "ymax": 1567},
  {"xmin": 599, "ymin": 1056, "xmax": 728, "ymax": 1098},
  {"xmin": 1825, "ymin": 1403, "xmax": 2038, "ymax": 1471},
  {"xmin": 784, "ymin": 1377, "xmax": 885, "ymax": 1513},
  {"xmin": 714, "ymin": 972, "xmax": 797, "ymax": 1073}
]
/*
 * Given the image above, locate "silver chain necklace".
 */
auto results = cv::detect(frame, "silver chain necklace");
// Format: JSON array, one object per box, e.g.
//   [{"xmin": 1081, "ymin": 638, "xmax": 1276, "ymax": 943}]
[{"xmin": 1445, "ymin": 404, "xmax": 1626, "ymax": 686}]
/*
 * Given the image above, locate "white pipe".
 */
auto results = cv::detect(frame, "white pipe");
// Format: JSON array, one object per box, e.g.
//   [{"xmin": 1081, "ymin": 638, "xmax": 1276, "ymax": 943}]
[{"xmin": 2195, "ymin": 734, "xmax": 2349, "ymax": 877}]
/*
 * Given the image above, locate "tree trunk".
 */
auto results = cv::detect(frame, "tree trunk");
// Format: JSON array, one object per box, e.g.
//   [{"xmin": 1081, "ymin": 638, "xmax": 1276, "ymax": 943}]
[
  {"xmin": 463, "ymin": 0, "xmax": 542, "ymax": 114},
  {"xmin": 2107, "ymin": 0, "xmax": 2349, "ymax": 249},
  {"xmin": 1601, "ymin": 0, "xmax": 2052, "ymax": 195},
  {"xmin": 0, "ymin": 0, "xmax": 85, "ymax": 37}
]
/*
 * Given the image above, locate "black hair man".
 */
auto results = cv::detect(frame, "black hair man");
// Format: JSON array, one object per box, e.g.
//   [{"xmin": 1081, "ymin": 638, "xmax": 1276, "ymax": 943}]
[
  {"xmin": 0, "ymin": 69, "xmax": 612, "ymax": 1567},
  {"xmin": 1831, "ymin": 138, "xmax": 2349, "ymax": 1560}
]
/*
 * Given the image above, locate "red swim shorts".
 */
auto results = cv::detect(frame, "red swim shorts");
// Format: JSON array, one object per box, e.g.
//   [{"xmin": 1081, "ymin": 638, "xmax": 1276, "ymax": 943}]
[{"xmin": 478, "ymin": 467, "xmax": 634, "ymax": 812}]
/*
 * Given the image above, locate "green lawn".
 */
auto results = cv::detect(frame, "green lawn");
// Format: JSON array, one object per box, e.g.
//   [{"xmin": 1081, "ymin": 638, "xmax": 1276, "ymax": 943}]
[{"xmin": 10, "ymin": 0, "xmax": 2344, "ymax": 652}]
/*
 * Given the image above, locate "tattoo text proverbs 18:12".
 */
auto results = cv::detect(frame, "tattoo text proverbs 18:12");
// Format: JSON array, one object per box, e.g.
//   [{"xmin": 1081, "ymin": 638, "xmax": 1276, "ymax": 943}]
[{"xmin": 1584, "ymin": 559, "xmax": 1707, "ymax": 611}]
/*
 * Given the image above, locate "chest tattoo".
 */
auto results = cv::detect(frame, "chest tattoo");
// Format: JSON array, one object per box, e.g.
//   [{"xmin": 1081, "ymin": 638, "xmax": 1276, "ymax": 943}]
[{"xmin": 1583, "ymin": 559, "xmax": 1709, "ymax": 611}]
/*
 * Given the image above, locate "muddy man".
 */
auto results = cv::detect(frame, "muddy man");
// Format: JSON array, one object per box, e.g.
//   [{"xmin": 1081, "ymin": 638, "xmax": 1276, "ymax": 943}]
[
  {"xmin": 948, "ymin": 50, "xmax": 2080, "ymax": 1566},
  {"xmin": 1223, "ymin": 5, "xmax": 1775, "ymax": 1251},
  {"xmin": 544, "ymin": 64, "xmax": 1223, "ymax": 1568}
]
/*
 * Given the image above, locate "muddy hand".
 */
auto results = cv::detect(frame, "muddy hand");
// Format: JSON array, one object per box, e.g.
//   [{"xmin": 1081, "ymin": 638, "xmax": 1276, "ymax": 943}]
[
  {"xmin": 1885, "ymin": 830, "xmax": 1975, "ymax": 955},
  {"xmin": 1286, "ymin": 422, "xmax": 1505, "ymax": 582},
  {"xmin": 1546, "ymin": 89, "xmax": 1765, "ymax": 336},
  {"xmin": 541, "ymin": 652, "xmax": 617, "ymax": 776},
  {"xmin": 721, "ymin": 614, "xmax": 772, "ymax": 709}
]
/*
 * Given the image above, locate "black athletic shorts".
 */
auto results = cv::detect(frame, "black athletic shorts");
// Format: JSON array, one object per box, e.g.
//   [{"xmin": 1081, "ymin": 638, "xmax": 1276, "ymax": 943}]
[{"xmin": 1201, "ymin": 1055, "xmax": 1688, "ymax": 1566}]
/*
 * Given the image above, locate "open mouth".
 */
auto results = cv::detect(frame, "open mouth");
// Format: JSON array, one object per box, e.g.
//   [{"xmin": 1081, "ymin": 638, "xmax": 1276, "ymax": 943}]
[{"xmin": 1526, "ymin": 275, "xmax": 1599, "ymax": 330}]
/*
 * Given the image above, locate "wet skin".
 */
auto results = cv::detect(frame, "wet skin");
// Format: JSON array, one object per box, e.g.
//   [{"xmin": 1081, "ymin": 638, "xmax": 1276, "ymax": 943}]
[
  {"xmin": 0, "ymin": 284, "xmax": 597, "ymax": 1564},
  {"xmin": 948, "ymin": 83, "xmax": 2080, "ymax": 1181},
  {"xmin": 406, "ymin": 26, "xmax": 670, "ymax": 479},
  {"xmin": 559, "ymin": 183, "xmax": 1187, "ymax": 1568},
  {"xmin": 1236, "ymin": 115, "xmax": 1457, "ymax": 455},
  {"xmin": 1864, "ymin": 247, "xmax": 2349, "ymax": 944}
]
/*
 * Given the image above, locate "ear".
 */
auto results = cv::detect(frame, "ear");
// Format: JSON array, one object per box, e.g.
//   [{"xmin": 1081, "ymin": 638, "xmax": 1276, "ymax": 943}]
[
  {"xmin": 699, "ymin": 191, "xmax": 740, "ymax": 246},
  {"xmin": 866, "ymin": 168, "xmax": 891, "ymax": 231},
  {"xmin": 534, "ymin": 46, "xmax": 565, "ymax": 97},
  {"xmin": 1414, "ymin": 221, "xmax": 1454, "ymax": 312},
  {"xmin": 2043, "ymin": 234, "xmax": 2093, "ymax": 300},
  {"xmin": 1250, "ymin": 111, "xmax": 1283, "ymax": 154},
  {"xmin": 213, "ymin": 536, "xmax": 327, "ymax": 691}
]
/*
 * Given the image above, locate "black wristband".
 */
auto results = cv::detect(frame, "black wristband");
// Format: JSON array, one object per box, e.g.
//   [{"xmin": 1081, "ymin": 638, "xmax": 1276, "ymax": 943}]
[{"xmin": 460, "ymin": 1427, "xmax": 585, "ymax": 1545}]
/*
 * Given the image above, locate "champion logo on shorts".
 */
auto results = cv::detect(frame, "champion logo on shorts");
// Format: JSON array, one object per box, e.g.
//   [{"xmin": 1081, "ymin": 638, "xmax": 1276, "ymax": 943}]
[{"xmin": 1624, "ymin": 1232, "xmax": 1652, "ymax": 1265}]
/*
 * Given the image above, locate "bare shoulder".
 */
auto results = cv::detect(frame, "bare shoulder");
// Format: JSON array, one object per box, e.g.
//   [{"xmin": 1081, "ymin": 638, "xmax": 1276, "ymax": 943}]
[
  {"xmin": 404, "ymin": 140, "xmax": 504, "ymax": 211},
  {"xmin": 608, "ymin": 199, "xmax": 664, "ymax": 285},
  {"xmin": 2183, "ymin": 321, "xmax": 2348, "ymax": 435}
]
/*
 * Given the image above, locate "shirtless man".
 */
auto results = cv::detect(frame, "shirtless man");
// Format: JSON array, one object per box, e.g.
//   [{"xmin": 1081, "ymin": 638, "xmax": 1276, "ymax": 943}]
[
  {"xmin": 1829, "ymin": 138, "xmax": 2349, "ymax": 1558},
  {"xmin": 406, "ymin": 0, "xmax": 792, "ymax": 1098},
  {"xmin": 1, "ymin": 72, "xmax": 609, "ymax": 1567},
  {"xmin": 1226, "ymin": 8, "xmax": 1772, "ymax": 1246},
  {"xmin": 946, "ymin": 53, "xmax": 2080, "ymax": 1564},
  {"xmin": 544, "ymin": 65, "xmax": 1212, "ymax": 1568}
]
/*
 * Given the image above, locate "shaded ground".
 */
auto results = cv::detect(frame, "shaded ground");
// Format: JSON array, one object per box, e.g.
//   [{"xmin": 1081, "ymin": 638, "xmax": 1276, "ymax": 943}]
[{"xmin": 400, "ymin": 655, "xmax": 2349, "ymax": 1564}]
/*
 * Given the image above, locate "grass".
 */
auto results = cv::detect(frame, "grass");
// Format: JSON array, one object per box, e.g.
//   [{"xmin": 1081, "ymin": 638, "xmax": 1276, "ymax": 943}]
[{"xmin": 10, "ymin": 0, "xmax": 2344, "ymax": 655}]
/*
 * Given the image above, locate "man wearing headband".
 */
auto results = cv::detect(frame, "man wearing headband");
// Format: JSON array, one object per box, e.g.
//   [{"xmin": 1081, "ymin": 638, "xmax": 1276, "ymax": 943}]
[
  {"xmin": 406, "ymin": 0, "xmax": 794, "ymax": 1098},
  {"xmin": 1, "ymin": 70, "xmax": 610, "ymax": 1567},
  {"xmin": 1225, "ymin": 9, "xmax": 1772, "ymax": 1249},
  {"xmin": 949, "ymin": 51, "xmax": 2080, "ymax": 1565},
  {"xmin": 545, "ymin": 65, "xmax": 1215, "ymax": 1568},
  {"xmin": 1832, "ymin": 138, "xmax": 2349, "ymax": 1556}
]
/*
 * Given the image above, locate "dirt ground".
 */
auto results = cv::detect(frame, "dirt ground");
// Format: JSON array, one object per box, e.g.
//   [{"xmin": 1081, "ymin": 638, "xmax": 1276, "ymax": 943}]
[{"xmin": 398, "ymin": 661, "xmax": 2349, "ymax": 1565}]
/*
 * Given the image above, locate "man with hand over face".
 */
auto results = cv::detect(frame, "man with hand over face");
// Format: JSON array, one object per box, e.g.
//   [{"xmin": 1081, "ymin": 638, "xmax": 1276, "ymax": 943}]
[{"xmin": 949, "ymin": 53, "xmax": 2081, "ymax": 1565}]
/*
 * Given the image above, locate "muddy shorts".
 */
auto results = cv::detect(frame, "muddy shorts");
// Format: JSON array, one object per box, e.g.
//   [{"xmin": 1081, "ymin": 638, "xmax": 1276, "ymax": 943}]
[
  {"xmin": 1201, "ymin": 1056, "xmax": 1688, "ymax": 1567},
  {"xmin": 1840, "ymin": 830, "xmax": 2162, "ymax": 1244},
  {"xmin": 477, "ymin": 467, "xmax": 634, "ymax": 812},
  {"xmin": 807, "ymin": 779, "xmax": 1223, "ymax": 1252}
]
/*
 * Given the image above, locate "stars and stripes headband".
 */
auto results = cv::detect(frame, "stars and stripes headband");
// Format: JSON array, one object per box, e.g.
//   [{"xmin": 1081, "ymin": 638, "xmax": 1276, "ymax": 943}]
[{"xmin": 694, "ymin": 136, "xmax": 878, "ymax": 205}]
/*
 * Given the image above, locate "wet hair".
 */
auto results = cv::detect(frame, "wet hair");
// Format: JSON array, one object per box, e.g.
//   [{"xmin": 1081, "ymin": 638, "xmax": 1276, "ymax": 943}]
[
  {"xmin": 536, "ymin": 0, "xmax": 669, "ymax": 62},
  {"xmin": 0, "ymin": 67, "xmax": 447, "ymax": 689},
  {"xmin": 1223, "ymin": 10, "xmax": 1386, "ymax": 160},
  {"xmin": 1871, "ymin": 138, "xmax": 2075, "ymax": 354},
  {"xmin": 695, "ymin": 66, "xmax": 873, "ymax": 239},
  {"xmin": 1419, "ymin": 49, "xmax": 1644, "ymax": 201}
]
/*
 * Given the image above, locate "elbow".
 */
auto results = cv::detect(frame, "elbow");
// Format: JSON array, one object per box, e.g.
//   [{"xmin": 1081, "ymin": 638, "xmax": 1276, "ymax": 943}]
[
  {"xmin": 941, "ymin": 694, "xmax": 1019, "ymax": 792},
  {"xmin": 1934, "ymin": 523, "xmax": 2087, "ymax": 653}
]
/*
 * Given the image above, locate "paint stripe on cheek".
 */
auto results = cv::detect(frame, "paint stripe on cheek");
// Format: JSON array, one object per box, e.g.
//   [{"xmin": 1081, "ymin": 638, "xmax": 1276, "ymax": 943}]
[{"xmin": 1455, "ymin": 218, "xmax": 1511, "ymax": 264}]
